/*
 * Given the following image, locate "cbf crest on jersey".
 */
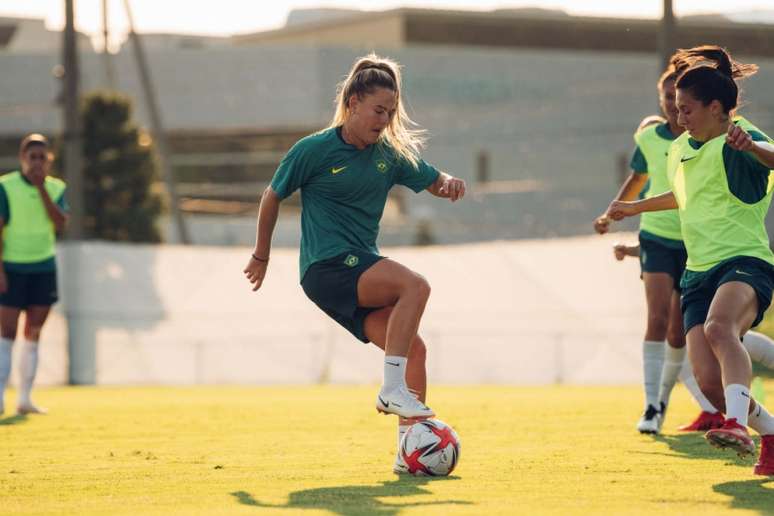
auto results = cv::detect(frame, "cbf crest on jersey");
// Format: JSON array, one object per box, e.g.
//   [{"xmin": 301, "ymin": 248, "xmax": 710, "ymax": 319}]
[{"xmin": 375, "ymin": 159, "xmax": 389, "ymax": 173}]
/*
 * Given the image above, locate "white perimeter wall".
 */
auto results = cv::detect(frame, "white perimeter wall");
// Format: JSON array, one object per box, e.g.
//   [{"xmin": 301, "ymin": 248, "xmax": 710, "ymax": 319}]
[{"xmin": 19, "ymin": 234, "xmax": 648, "ymax": 386}]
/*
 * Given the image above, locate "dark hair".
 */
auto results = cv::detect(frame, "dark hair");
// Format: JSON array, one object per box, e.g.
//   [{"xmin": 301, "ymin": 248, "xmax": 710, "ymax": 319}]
[
  {"xmin": 19, "ymin": 133, "xmax": 49, "ymax": 154},
  {"xmin": 673, "ymin": 45, "xmax": 758, "ymax": 113},
  {"xmin": 658, "ymin": 54, "xmax": 689, "ymax": 91}
]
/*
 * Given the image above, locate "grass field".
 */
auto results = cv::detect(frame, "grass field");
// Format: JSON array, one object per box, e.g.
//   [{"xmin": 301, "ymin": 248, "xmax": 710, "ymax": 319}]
[{"xmin": 1, "ymin": 384, "xmax": 773, "ymax": 515}]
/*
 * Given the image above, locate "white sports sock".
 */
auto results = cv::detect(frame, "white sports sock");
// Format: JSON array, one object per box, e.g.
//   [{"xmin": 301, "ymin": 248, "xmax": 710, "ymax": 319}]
[
  {"xmin": 659, "ymin": 345, "xmax": 686, "ymax": 408},
  {"xmin": 724, "ymin": 383, "xmax": 752, "ymax": 426},
  {"xmin": 383, "ymin": 356, "xmax": 407, "ymax": 392},
  {"xmin": 678, "ymin": 362, "xmax": 718, "ymax": 413},
  {"xmin": 18, "ymin": 340, "xmax": 39, "ymax": 407},
  {"xmin": 643, "ymin": 340, "xmax": 665, "ymax": 409},
  {"xmin": 0, "ymin": 337, "xmax": 12, "ymax": 413},
  {"xmin": 742, "ymin": 331, "xmax": 774, "ymax": 369},
  {"xmin": 748, "ymin": 401, "xmax": 774, "ymax": 436},
  {"xmin": 397, "ymin": 424, "xmax": 410, "ymax": 453}
]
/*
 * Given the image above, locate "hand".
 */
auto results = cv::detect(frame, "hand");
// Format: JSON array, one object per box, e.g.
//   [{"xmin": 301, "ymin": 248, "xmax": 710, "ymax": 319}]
[
  {"xmin": 26, "ymin": 168, "xmax": 46, "ymax": 188},
  {"xmin": 243, "ymin": 256, "xmax": 268, "ymax": 292},
  {"xmin": 607, "ymin": 200, "xmax": 639, "ymax": 221},
  {"xmin": 726, "ymin": 124, "xmax": 755, "ymax": 152},
  {"xmin": 0, "ymin": 269, "xmax": 7, "ymax": 294},
  {"xmin": 439, "ymin": 177, "xmax": 466, "ymax": 202},
  {"xmin": 593, "ymin": 214, "xmax": 611, "ymax": 234},
  {"xmin": 613, "ymin": 243, "xmax": 638, "ymax": 261}
]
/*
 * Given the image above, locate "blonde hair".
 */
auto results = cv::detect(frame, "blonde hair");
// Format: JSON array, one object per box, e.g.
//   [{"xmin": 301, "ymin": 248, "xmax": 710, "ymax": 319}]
[{"xmin": 328, "ymin": 53, "xmax": 425, "ymax": 167}]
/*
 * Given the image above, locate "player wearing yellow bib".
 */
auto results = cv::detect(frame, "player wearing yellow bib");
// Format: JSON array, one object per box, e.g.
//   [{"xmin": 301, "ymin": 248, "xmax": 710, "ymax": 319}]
[
  {"xmin": 242, "ymin": 54, "xmax": 466, "ymax": 474},
  {"xmin": 595, "ymin": 58, "xmax": 690, "ymax": 434},
  {"xmin": 609, "ymin": 46, "xmax": 774, "ymax": 476},
  {"xmin": 0, "ymin": 134, "xmax": 68, "ymax": 416}
]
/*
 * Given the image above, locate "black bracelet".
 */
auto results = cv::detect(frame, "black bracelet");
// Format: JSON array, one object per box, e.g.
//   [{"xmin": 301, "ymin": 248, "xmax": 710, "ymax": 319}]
[{"xmin": 251, "ymin": 253, "xmax": 269, "ymax": 263}]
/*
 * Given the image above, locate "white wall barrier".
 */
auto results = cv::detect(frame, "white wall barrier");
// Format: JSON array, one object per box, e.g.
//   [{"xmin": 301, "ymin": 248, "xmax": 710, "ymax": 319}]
[{"xmin": 24, "ymin": 235, "xmax": 646, "ymax": 386}]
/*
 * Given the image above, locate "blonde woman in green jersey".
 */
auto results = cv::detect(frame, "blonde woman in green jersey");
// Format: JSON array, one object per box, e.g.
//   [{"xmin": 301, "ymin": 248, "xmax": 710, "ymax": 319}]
[
  {"xmin": 595, "ymin": 59, "xmax": 691, "ymax": 434},
  {"xmin": 243, "ymin": 54, "xmax": 466, "ymax": 474},
  {"xmin": 609, "ymin": 46, "xmax": 774, "ymax": 476}
]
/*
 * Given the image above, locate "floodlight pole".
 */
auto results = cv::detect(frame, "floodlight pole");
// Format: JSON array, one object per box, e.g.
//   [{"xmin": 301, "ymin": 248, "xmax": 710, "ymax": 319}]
[
  {"xmin": 63, "ymin": 0, "xmax": 94, "ymax": 385},
  {"xmin": 63, "ymin": 0, "xmax": 84, "ymax": 240},
  {"xmin": 102, "ymin": 0, "xmax": 116, "ymax": 89},
  {"xmin": 123, "ymin": 0, "xmax": 191, "ymax": 244},
  {"xmin": 659, "ymin": 0, "xmax": 675, "ymax": 70}
]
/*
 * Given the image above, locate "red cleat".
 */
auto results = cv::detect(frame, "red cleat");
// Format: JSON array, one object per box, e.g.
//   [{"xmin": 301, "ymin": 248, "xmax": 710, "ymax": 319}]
[
  {"xmin": 705, "ymin": 418, "xmax": 756, "ymax": 457},
  {"xmin": 678, "ymin": 411, "xmax": 725, "ymax": 432},
  {"xmin": 754, "ymin": 435, "xmax": 774, "ymax": 476}
]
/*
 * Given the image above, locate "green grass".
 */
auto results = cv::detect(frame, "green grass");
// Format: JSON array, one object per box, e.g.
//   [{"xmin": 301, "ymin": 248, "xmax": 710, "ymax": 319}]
[{"xmin": 1, "ymin": 384, "xmax": 773, "ymax": 515}]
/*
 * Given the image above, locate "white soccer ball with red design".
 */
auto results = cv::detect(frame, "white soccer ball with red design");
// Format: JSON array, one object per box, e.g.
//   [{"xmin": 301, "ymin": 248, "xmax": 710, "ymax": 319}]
[{"xmin": 400, "ymin": 419, "xmax": 460, "ymax": 476}]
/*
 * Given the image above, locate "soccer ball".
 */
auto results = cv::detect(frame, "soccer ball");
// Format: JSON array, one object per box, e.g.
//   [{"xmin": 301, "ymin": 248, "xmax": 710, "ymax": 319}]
[{"xmin": 400, "ymin": 418, "xmax": 460, "ymax": 476}]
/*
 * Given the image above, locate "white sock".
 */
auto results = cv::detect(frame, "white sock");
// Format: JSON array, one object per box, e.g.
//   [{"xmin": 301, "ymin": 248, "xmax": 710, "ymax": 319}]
[
  {"xmin": 659, "ymin": 345, "xmax": 686, "ymax": 408},
  {"xmin": 643, "ymin": 340, "xmax": 665, "ymax": 409},
  {"xmin": 724, "ymin": 383, "xmax": 752, "ymax": 426},
  {"xmin": 398, "ymin": 424, "xmax": 410, "ymax": 453},
  {"xmin": 383, "ymin": 356, "xmax": 407, "ymax": 392},
  {"xmin": 18, "ymin": 340, "xmax": 39, "ymax": 407},
  {"xmin": 748, "ymin": 401, "xmax": 774, "ymax": 436},
  {"xmin": 743, "ymin": 331, "xmax": 774, "ymax": 369},
  {"xmin": 0, "ymin": 337, "xmax": 12, "ymax": 413},
  {"xmin": 678, "ymin": 362, "xmax": 719, "ymax": 413}
]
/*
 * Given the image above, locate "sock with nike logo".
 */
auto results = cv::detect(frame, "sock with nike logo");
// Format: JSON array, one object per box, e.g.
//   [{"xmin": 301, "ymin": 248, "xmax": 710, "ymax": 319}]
[
  {"xmin": 748, "ymin": 401, "xmax": 774, "ymax": 435},
  {"xmin": 725, "ymin": 383, "xmax": 751, "ymax": 426},
  {"xmin": 383, "ymin": 355, "xmax": 408, "ymax": 392}
]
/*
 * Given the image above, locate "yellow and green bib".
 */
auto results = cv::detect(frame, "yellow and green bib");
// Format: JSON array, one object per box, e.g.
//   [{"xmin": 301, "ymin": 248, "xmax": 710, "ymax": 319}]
[
  {"xmin": 667, "ymin": 124, "xmax": 774, "ymax": 272},
  {"xmin": 0, "ymin": 171, "xmax": 66, "ymax": 264}
]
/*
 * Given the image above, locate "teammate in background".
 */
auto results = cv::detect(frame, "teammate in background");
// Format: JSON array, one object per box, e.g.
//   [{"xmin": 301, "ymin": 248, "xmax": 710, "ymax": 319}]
[
  {"xmin": 614, "ymin": 241, "xmax": 774, "ymax": 430},
  {"xmin": 594, "ymin": 58, "xmax": 689, "ymax": 434},
  {"xmin": 243, "ymin": 54, "xmax": 466, "ymax": 473},
  {"xmin": 608, "ymin": 46, "xmax": 774, "ymax": 475},
  {"xmin": 0, "ymin": 134, "xmax": 68, "ymax": 416}
]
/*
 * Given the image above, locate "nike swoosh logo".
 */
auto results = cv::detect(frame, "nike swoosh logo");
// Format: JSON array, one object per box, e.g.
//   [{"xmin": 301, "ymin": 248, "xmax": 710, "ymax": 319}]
[
  {"xmin": 378, "ymin": 395, "xmax": 389, "ymax": 408},
  {"xmin": 741, "ymin": 391, "xmax": 751, "ymax": 398},
  {"xmin": 386, "ymin": 361, "xmax": 400, "ymax": 366},
  {"xmin": 735, "ymin": 270, "xmax": 753, "ymax": 276},
  {"xmin": 680, "ymin": 156, "xmax": 696, "ymax": 162},
  {"xmin": 331, "ymin": 166, "xmax": 347, "ymax": 174}
]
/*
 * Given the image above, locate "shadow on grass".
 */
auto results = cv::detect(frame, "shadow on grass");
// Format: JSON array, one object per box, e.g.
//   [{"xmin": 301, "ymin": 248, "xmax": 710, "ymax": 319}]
[
  {"xmin": 639, "ymin": 433, "xmax": 756, "ymax": 468},
  {"xmin": 713, "ymin": 478, "xmax": 774, "ymax": 515},
  {"xmin": 0, "ymin": 414, "xmax": 27, "ymax": 426},
  {"xmin": 231, "ymin": 475, "xmax": 472, "ymax": 516}
]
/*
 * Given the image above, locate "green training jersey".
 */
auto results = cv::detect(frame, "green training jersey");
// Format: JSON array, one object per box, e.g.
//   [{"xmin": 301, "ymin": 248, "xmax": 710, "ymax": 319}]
[
  {"xmin": 0, "ymin": 171, "xmax": 68, "ymax": 273},
  {"xmin": 0, "ymin": 171, "xmax": 66, "ymax": 271},
  {"xmin": 634, "ymin": 122, "xmax": 682, "ymax": 241},
  {"xmin": 270, "ymin": 127, "xmax": 440, "ymax": 280},
  {"xmin": 667, "ymin": 120, "xmax": 774, "ymax": 272}
]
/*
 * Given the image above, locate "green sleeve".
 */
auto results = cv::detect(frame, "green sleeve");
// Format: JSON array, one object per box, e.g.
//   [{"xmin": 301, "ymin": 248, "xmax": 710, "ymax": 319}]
[
  {"xmin": 630, "ymin": 146, "xmax": 648, "ymax": 174},
  {"xmin": 270, "ymin": 140, "xmax": 317, "ymax": 200},
  {"xmin": 723, "ymin": 130, "xmax": 771, "ymax": 204},
  {"xmin": 0, "ymin": 185, "xmax": 8, "ymax": 223},
  {"xmin": 394, "ymin": 157, "xmax": 440, "ymax": 193},
  {"xmin": 57, "ymin": 187, "xmax": 69, "ymax": 212}
]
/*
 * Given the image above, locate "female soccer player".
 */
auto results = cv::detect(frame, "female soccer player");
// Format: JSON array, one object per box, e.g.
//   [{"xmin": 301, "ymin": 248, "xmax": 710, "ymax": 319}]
[
  {"xmin": 0, "ymin": 134, "xmax": 68, "ymax": 416},
  {"xmin": 608, "ymin": 46, "xmax": 774, "ymax": 476},
  {"xmin": 243, "ymin": 54, "xmax": 466, "ymax": 472},
  {"xmin": 594, "ymin": 58, "xmax": 690, "ymax": 434},
  {"xmin": 614, "ymin": 241, "xmax": 774, "ymax": 431}
]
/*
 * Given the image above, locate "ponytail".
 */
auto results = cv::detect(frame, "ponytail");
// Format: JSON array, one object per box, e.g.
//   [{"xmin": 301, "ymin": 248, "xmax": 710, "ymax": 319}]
[
  {"xmin": 327, "ymin": 53, "xmax": 425, "ymax": 167},
  {"xmin": 673, "ymin": 45, "xmax": 758, "ymax": 113}
]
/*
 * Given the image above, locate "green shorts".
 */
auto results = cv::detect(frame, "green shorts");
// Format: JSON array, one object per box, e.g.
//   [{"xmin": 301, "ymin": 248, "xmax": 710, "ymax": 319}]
[
  {"xmin": 639, "ymin": 231, "xmax": 687, "ymax": 292},
  {"xmin": 301, "ymin": 250, "xmax": 385, "ymax": 343},
  {"xmin": 680, "ymin": 256, "xmax": 774, "ymax": 334}
]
